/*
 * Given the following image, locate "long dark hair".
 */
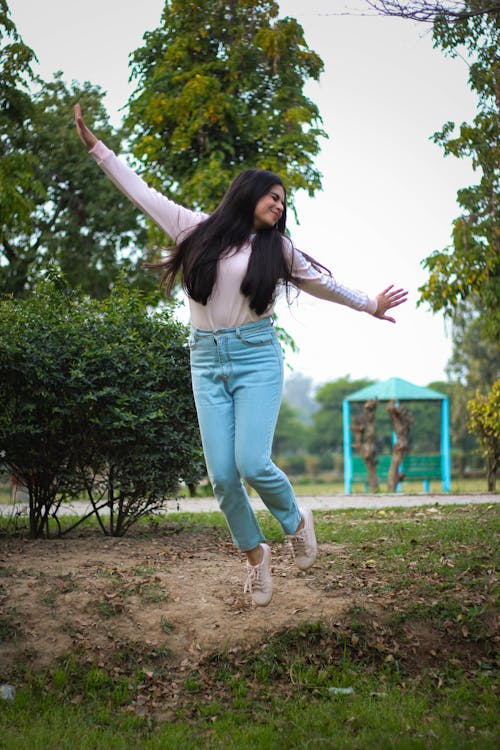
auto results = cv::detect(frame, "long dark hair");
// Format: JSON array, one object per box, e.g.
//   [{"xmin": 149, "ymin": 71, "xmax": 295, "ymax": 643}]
[{"xmin": 148, "ymin": 168, "xmax": 330, "ymax": 315}]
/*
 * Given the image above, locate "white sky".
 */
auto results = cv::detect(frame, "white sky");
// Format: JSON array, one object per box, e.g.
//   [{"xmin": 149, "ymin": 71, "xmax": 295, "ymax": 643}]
[{"xmin": 9, "ymin": 0, "xmax": 477, "ymax": 387}]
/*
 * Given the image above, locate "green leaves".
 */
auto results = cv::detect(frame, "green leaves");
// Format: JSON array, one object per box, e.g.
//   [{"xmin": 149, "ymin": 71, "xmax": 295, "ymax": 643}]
[
  {"xmin": 418, "ymin": 6, "xmax": 499, "ymax": 484},
  {"xmin": 419, "ymin": 5, "xmax": 500, "ymax": 345},
  {"xmin": 126, "ymin": 0, "xmax": 326, "ymax": 215},
  {"xmin": 0, "ymin": 5, "xmax": 158, "ymax": 299},
  {"xmin": 467, "ymin": 380, "xmax": 500, "ymax": 490},
  {"xmin": 0, "ymin": 274, "xmax": 203, "ymax": 537}
]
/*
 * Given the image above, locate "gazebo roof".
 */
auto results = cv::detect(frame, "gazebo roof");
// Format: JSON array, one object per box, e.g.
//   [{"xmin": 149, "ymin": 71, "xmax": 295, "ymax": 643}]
[{"xmin": 345, "ymin": 377, "xmax": 446, "ymax": 402}]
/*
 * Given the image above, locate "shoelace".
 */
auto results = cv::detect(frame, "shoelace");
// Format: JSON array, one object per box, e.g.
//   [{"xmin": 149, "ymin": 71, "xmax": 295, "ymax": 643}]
[
  {"xmin": 288, "ymin": 531, "xmax": 307, "ymax": 557},
  {"xmin": 244, "ymin": 564, "xmax": 264, "ymax": 594}
]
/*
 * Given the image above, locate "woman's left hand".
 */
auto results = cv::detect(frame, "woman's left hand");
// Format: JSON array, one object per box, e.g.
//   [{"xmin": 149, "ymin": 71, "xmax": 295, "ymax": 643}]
[{"xmin": 374, "ymin": 285, "xmax": 408, "ymax": 323}]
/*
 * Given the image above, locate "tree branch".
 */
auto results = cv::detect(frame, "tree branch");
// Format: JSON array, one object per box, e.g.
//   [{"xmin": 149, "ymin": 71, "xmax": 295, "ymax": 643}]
[
  {"xmin": 322, "ymin": 1, "xmax": 500, "ymax": 22},
  {"xmin": 365, "ymin": 1, "xmax": 500, "ymax": 22},
  {"xmin": 1, "ymin": 238, "xmax": 18, "ymax": 264}
]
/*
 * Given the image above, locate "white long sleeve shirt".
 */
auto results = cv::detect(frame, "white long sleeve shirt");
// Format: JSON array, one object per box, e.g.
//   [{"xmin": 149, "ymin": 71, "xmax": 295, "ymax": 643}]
[{"xmin": 90, "ymin": 141, "xmax": 378, "ymax": 330}]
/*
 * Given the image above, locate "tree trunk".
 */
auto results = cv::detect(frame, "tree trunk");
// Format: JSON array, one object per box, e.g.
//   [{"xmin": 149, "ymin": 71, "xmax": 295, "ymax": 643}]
[
  {"xmin": 386, "ymin": 400, "xmax": 412, "ymax": 492},
  {"xmin": 351, "ymin": 399, "xmax": 379, "ymax": 492},
  {"xmin": 487, "ymin": 456, "xmax": 497, "ymax": 492}
]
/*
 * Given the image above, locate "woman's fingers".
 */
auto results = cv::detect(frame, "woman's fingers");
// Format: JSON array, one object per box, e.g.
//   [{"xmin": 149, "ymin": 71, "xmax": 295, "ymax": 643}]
[
  {"xmin": 375, "ymin": 285, "xmax": 408, "ymax": 322},
  {"xmin": 386, "ymin": 288, "xmax": 408, "ymax": 307},
  {"xmin": 74, "ymin": 103, "xmax": 98, "ymax": 149}
]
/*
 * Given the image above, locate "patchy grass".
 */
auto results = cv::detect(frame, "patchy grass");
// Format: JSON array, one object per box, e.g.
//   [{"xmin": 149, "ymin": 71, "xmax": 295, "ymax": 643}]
[
  {"xmin": 0, "ymin": 504, "xmax": 498, "ymax": 749},
  {"xmin": 0, "ymin": 628, "xmax": 497, "ymax": 749}
]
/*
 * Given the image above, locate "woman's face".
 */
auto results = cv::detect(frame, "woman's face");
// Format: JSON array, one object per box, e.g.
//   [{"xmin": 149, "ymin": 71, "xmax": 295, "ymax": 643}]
[{"xmin": 253, "ymin": 184, "xmax": 285, "ymax": 229}]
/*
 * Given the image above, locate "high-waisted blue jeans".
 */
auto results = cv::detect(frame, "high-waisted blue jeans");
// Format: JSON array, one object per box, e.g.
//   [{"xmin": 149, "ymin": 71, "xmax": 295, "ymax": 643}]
[{"xmin": 188, "ymin": 317, "xmax": 301, "ymax": 551}]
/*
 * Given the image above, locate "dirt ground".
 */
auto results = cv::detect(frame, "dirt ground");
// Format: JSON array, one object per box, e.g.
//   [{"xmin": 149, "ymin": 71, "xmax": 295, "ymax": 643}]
[
  {"xmin": 1, "ymin": 508, "xmax": 497, "ymax": 689},
  {"xmin": 0, "ymin": 524, "xmax": 352, "ymax": 675}
]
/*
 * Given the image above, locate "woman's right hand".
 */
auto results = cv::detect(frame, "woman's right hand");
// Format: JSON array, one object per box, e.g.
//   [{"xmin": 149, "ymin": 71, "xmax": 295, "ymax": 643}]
[{"xmin": 74, "ymin": 103, "xmax": 98, "ymax": 150}]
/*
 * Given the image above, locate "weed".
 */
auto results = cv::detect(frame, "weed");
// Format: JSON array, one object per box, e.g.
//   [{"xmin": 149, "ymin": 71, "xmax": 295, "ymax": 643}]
[
  {"xmin": 138, "ymin": 582, "xmax": 168, "ymax": 604},
  {"xmin": 40, "ymin": 591, "xmax": 57, "ymax": 608},
  {"xmin": 133, "ymin": 566, "xmax": 158, "ymax": 576},
  {"xmin": 0, "ymin": 566, "xmax": 16, "ymax": 577},
  {"xmin": 0, "ymin": 608, "xmax": 20, "ymax": 642},
  {"xmin": 160, "ymin": 616, "xmax": 174, "ymax": 634},
  {"xmin": 96, "ymin": 598, "xmax": 125, "ymax": 618}
]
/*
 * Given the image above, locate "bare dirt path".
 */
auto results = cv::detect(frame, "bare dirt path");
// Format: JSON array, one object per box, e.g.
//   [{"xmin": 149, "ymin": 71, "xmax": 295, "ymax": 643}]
[{"xmin": 0, "ymin": 526, "xmax": 347, "ymax": 674}]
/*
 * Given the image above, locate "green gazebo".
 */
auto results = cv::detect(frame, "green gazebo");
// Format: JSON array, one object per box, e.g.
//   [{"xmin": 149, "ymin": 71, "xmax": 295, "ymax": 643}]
[{"xmin": 342, "ymin": 377, "xmax": 451, "ymax": 493}]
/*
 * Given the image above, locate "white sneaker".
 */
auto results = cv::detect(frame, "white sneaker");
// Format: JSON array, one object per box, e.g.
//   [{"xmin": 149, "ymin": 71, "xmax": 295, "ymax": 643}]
[
  {"xmin": 288, "ymin": 508, "xmax": 317, "ymax": 570},
  {"xmin": 244, "ymin": 543, "xmax": 273, "ymax": 606}
]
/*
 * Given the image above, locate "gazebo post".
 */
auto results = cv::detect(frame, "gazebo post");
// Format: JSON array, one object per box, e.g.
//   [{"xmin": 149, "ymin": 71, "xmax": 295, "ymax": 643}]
[
  {"xmin": 441, "ymin": 397, "xmax": 451, "ymax": 491},
  {"xmin": 393, "ymin": 400, "xmax": 402, "ymax": 493},
  {"xmin": 342, "ymin": 400, "xmax": 352, "ymax": 494}
]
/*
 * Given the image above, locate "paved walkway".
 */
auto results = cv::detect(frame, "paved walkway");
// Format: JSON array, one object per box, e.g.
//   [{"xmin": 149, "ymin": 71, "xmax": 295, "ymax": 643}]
[{"xmin": 2, "ymin": 492, "xmax": 498, "ymax": 517}]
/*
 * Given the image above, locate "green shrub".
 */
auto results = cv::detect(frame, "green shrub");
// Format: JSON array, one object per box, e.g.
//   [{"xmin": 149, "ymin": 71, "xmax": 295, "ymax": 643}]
[{"xmin": 0, "ymin": 273, "xmax": 203, "ymax": 537}]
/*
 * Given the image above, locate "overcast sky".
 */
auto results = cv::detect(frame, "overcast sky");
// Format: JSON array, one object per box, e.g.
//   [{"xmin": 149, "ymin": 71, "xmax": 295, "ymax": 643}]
[{"xmin": 9, "ymin": 0, "xmax": 478, "ymax": 387}]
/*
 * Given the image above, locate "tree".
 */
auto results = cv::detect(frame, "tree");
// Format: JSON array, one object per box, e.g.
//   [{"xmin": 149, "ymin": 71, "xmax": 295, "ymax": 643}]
[
  {"xmin": 386, "ymin": 400, "xmax": 412, "ymax": 492},
  {"xmin": 0, "ymin": 70, "xmax": 159, "ymax": 298},
  {"xmin": 125, "ymin": 0, "xmax": 326, "ymax": 237},
  {"xmin": 283, "ymin": 373, "xmax": 318, "ymax": 424},
  {"xmin": 351, "ymin": 400, "xmax": 379, "ymax": 492},
  {"xmin": 0, "ymin": 273, "xmax": 203, "ymax": 537},
  {"xmin": 443, "ymin": 302, "xmax": 499, "ymax": 469},
  {"xmin": 417, "ymin": 4, "xmax": 500, "ymax": 345},
  {"xmin": 0, "ymin": 0, "xmax": 42, "ymax": 265},
  {"xmin": 467, "ymin": 380, "xmax": 500, "ymax": 490},
  {"xmin": 272, "ymin": 399, "xmax": 309, "ymax": 456},
  {"xmin": 412, "ymin": 3, "xmax": 499, "ymax": 484},
  {"xmin": 309, "ymin": 377, "xmax": 374, "ymax": 456}
]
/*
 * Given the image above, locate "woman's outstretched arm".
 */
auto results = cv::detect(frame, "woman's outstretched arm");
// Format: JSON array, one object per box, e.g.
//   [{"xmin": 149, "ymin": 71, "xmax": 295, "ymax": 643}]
[
  {"xmin": 283, "ymin": 240, "xmax": 408, "ymax": 322},
  {"xmin": 74, "ymin": 103, "xmax": 207, "ymax": 242}
]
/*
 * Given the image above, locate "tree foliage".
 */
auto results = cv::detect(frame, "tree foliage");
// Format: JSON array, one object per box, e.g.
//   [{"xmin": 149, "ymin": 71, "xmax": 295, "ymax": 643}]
[
  {"xmin": 272, "ymin": 399, "xmax": 309, "ymax": 455},
  {"xmin": 0, "ymin": 4, "xmax": 158, "ymax": 298},
  {"xmin": 1, "ymin": 72, "xmax": 158, "ymax": 298},
  {"xmin": 0, "ymin": 273, "xmax": 203, "ymax": 537},
  {"xmin": 308, "ymin": 377, "xmax": 375, "ymax": 456},
  {"xmin": 0, "ymin": 0, "xmax": 41, "ymax": 256},
  {"xmin": 126, "ymin": 0, "xmax": 326, "ymax": 229},
  {"xmin": 467, "ymin": 379, "xmax": 500, "ymax": 490},
  {"xmin": 418, "ymin": 3, "xmax": 500, "ymax": 344}
]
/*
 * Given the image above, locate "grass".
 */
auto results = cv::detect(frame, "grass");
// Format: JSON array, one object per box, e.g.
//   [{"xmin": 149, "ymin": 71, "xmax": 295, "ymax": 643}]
[
  {"xmin": 0, "ymin": 475, "xmax": 494, "ymax": 506},
  {"xmin": 0, "ymin": 506, "xmax": 498, "ymax": 748},
  {"xmin": 0, "ymin": 637, "xmax": 497, "ymax": 749},
  {"xmin": 289, "ymin": 476, "xmax": 491, "ymax": 495}
]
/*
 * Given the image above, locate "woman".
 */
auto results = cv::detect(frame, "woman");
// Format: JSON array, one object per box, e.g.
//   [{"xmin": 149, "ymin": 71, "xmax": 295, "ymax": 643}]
[{"xmin": 75, "ymin": 103, "xmax": 407, "ymax": 607}]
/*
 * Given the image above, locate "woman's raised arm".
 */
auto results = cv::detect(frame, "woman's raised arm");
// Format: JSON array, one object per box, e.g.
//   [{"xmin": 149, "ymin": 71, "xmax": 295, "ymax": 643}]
[{"xmin": 73, "ymin": 103, "xmax": 207, "ymax": 242}]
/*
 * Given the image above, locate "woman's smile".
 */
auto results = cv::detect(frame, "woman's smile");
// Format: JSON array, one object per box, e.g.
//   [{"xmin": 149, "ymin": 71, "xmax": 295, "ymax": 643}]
[{"xmin": 253, "ymin": 185, "xmax": 286, "ymax": 229}]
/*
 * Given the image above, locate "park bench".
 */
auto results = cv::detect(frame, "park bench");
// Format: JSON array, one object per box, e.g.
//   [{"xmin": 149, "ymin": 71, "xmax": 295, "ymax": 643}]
[{"xmin": 351, "ymin": 454, "xmax": 442, "ymax": 492}]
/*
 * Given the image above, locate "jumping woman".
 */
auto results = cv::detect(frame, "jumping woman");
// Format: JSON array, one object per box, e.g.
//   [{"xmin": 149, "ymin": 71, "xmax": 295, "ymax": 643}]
[{"xmin": 75, "ymin": 103, "xmax": 408, "ymax": 606}]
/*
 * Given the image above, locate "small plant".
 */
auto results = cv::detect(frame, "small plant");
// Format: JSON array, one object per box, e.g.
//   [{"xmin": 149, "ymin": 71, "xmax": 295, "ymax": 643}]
[
  {"xmin": 96, "ymin": 599, "xmax": 125, "ymax": 619},
  {"xmin": 0, "ymin": 608, "xmax": 20, "ymax": 642},
  {"xmin": 0, "ymin": 566, "xmax": 16, "ymax": 577},
  {"xmin": 138, "ymin": 582, "xmax": 168, "ymax": 604},
  {"xmin": 40, "ymin": 592, "xmax": 57, "ymax": 608},
  {"xmin": 160, "ymin": 617, "xmax": 174, "ymax": 634}
]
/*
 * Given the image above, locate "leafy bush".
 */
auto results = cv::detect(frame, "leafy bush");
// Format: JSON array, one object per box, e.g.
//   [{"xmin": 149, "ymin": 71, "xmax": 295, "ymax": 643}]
[
  {"xmin": 467, "ymin": 381, "xmax": 500, "ymax": 491},
  {"xmin": 0, "ymin": 273, "xmax": 203, "ymax": 536}
]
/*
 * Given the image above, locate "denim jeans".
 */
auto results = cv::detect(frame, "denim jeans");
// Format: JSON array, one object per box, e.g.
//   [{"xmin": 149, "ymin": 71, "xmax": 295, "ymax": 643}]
[{"xmin": 189, "ymin": 317, "xmax": 302, "ymax": 551}]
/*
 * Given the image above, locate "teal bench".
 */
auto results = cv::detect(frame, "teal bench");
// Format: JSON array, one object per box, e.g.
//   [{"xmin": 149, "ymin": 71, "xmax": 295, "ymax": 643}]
[{"xmin": 351, "ymin": 454, "xmax": 442, "ymax": 492}]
